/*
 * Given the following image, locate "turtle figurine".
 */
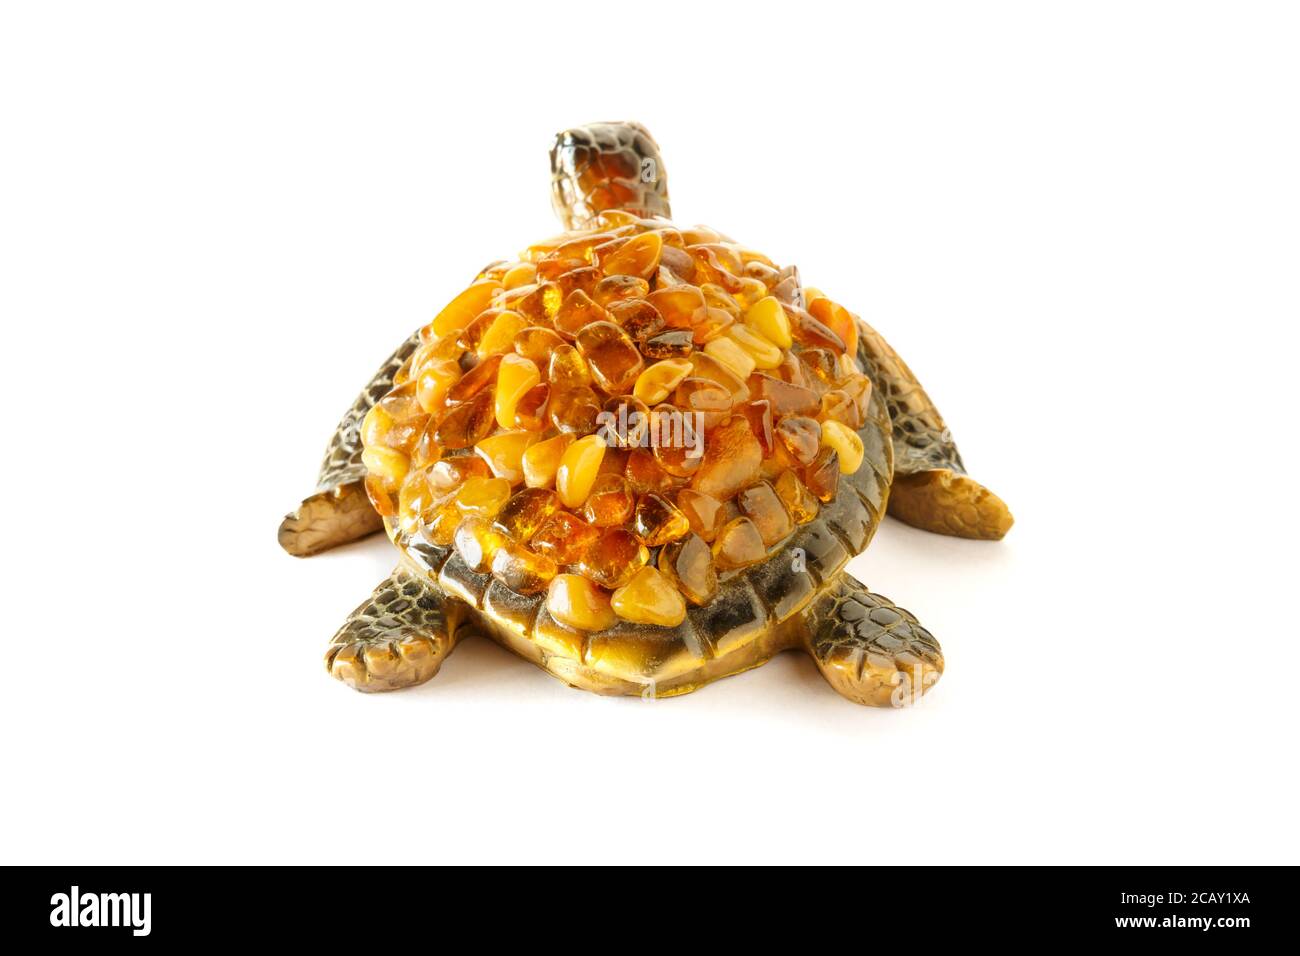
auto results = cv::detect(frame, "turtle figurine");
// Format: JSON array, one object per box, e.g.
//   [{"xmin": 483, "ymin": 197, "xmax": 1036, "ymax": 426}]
[{"xmin": 278, "ymin": 121, "xmax": 1013, "ymax": 706}]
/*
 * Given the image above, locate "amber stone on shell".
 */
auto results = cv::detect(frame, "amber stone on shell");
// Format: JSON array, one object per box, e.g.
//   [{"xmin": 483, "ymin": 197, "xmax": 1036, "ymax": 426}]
[{"xmin": 658, "ymin": 533, "xmax": 718, "ymax": 606}]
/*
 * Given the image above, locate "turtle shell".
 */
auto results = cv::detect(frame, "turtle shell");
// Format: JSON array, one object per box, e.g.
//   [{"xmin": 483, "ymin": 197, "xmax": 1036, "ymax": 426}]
[{"xmin": 361, "ymin": 213, "xmax": 894, "ymax": 695}]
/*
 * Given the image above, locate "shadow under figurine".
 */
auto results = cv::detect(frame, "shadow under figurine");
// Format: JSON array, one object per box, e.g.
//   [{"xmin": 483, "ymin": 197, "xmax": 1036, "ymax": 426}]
[{"xmin": 279, "ymin": 121, "xmax": 1013, "ymax": 706}]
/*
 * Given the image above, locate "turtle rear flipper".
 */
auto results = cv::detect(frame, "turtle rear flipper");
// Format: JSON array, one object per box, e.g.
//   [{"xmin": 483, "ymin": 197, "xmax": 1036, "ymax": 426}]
[
  {"xmin": 802, "ymin": 574, "xmax": 943, "ymax": 707},
  {"xmin": 278, "ymin": 331, "xmax": 421, "ymax": 556},
  {"xmin": 326, "ymin": 567, "xmax": 471, "ymax": 692},
  {"xmin": 855, "ymin": 319, "xmax": 1014, "ymax": 540}
]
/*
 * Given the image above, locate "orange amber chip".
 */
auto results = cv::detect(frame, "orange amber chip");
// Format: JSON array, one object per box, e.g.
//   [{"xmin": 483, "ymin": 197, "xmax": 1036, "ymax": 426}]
[
  {"xmin": 647, "ymin": 286, "xmax": 705, "ymax": 329},
  {"xmin": 773, "ymin": 469, "xmax": 819, "ymax": 525},
  {"xmin": 632, "ymin": 493, "xmax": 690, "ymax": 547},
  {"xmin": 548, "ymin": 344, "xmax": 592, "ymax": 390},
  {"xmin": 676, "ymin": 488, "xmax": 725, "ymax": 542},
  {"xmin": 600, "ymin": 231, "xmax": 662, "ymax": 279},
  {"xmin": 689, "ymin": 415, "xmax": 762, "ymax": 500},
  {"xmin": 593, "ymin": 275, "xmax": 650, "ymax": 306},
  {"xmin": 749, "ymin": 374, "xmax": 820, "ymax": 416},
  {"xmin": 736, "ymin": 480, "xmax": 794, "ymax": 547},
  {"xmin": 575, "ymin": 321, "xmax": 644, "ymax": 394},
  {"xmin": 804, "ymin": 446, "xmax": 840, "ymax": 502},
  {"xmin": 514, "ymin": 326, "xmax": 565, "ymax": 364},
  {"xmin": 581, "ymin": 474, "xmax": 635, "ymax": 527},
  {"xmin": 624, "ymin": 448, "xmax": 678, "ymax": 494},
  {"xmin": 513, "ymin": 383, "xmax": 551, "ymax": 431},
  {"xmin": 774, "ymin": 415, "xmax": 822, "ymax": 466},
  {"xmin": 490, "ymin": 539, "xmax": 557, "ymax": 595},
  {"xmin": 711, "ymin": 517, "xmax": 767, "ymax": 570},
  {"xmin": 643, "ymin": 329, "xmax": 693, "ymax": 359},
  {"xmin": 608, "ymin": 299, "xmax": 665, "ymax": 342},
  {"xmin": 494, "ymin": 487, "xmax": 561, "ymax": 541},
  {"xmin": 532, "ymin": 511, "xmax": 600, "ymax": 565},
  {"xmin": 549, "ymin": 385, "xmax": 602, "ymax": 435},
  {"xmin": 658, "ymin": 533, "xmax": 718, "ymax": 606},
  {"xmin": 511, "ymin": 282, "xmax": 562, "ymax": 324},
  {"xmin": 798, "ymin": 347, "xmax": 839, "ymax": 386},
  {"xmin": 554, "ymin": 290, "xmax": 611, "ymax": 340},
  {"xmin": 431, "ymin": 280, "xmax": 501, "ymax": 337},
  {"xmin": 446, "ymin": 354, "xmax": 502, "ymax": 405},
  {"xmin": 522, "ymin": 432, "xmax": 574, "ymax": 489},
  {"xmin": 808, "ymin": 296, "xmax": 859, "ymax": 356},
  {"xmin": 739, "ymin": 399, "xmax": 774, "ymax": 456},
  {"xmin": 818, "ymin": 388, "xmax": 862, "ymax": 430},
  {"xmin": 578, "ymin": 528, "xmax": 649, "ymax": 588},
  {"xmin": 434, "ymin": 390, "xmax": 495, "ymax": 450}
]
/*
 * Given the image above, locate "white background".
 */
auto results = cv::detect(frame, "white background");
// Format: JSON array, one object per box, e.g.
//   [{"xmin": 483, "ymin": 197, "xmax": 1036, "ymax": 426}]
[{"xmin": 2, "ymin": 1, "xmax": 1297, "ymax": 865}]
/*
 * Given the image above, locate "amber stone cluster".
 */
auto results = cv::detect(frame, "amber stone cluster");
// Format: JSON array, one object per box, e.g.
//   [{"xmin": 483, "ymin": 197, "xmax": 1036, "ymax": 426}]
[{"xmin": 361, "ymin": 212, "xmax": 873, "ymax": 631}]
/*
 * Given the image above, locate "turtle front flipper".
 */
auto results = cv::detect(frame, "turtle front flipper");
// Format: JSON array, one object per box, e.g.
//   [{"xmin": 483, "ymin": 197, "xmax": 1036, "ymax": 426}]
[
  {"xmin": 278, "ymin": 331, "xmax": 421, "ymax": 556},
  {"xmin": 326, "ymin": 566, "xmax": 472, "ymax": 692},
  {"xmin": 801, "ymin": 573, "xmax": 944, "ymax": 707},
  {"xmin": 855, "ymin": 319, "xmax": 1014, "ymax": 540}
]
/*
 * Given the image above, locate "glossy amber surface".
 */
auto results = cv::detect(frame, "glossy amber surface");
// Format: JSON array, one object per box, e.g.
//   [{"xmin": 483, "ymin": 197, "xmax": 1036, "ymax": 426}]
[{"xmin": 362, "ymin": 215, "xmax": 874, "ymax": 628}]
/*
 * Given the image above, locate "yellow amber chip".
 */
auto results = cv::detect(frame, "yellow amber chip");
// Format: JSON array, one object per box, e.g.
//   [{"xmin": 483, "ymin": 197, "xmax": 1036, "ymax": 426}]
[
  {"xmin": 474, "ymin": 430, "xmax": 538, "ymax": 485},
  {"xmin": 744, "ymin": 295, "xmax": 792, "ymax": 349},
  {"xmin": 361, "ymin": 446, "xmax": 409, "ymax": 488},
  {"xmin": 600, "ymin": 231, "xmax": 663, "ymax": 279},
  {"xmin": 432, "ymin": 280, "xmax": 502, "ymax": 337},
  {"xmin": 502, "ymin": 262, "xmax": 537, "ymax": 290},
  {"xmin": 632, "ymin": 358, "xmax": 692, "ymax": 405},
  {"xmin": 494, "ymin": 354, "xmax": 541, "ymax": 429},
  {"xmin": 547, "ymin": 573, "xmax": 617, "ymax": 632},
  {"xmin": 724, "ymin": 324, "xmax": 782, "ymax": 369},
  {"xmin": 703, "ymin": 335, "xmax": 757, "ymax": 381},
  {"xmin": 360, "ymin": 404, "xmax": 394, "ymax": 449},
  {"xmin": 522, "ymin": 432, "xmax": 575, "ymax": 489},
  {"xmin": 477, "ymin": 310, "xmax": 529, "ymax": 357},
  {"xmin": 611, "ymin": 566, "xmax": 687, "ymax": 627},
  {"xmin": 556, "ymin": 434, "xmax": 608, "ymax": 508},
  {"xmin": 454, "ymin": 476, "xmax": 511, "ymax": 517},
  {"xmin": 820, "ymin": 420, "xmax": 865, "ymax": 474},
  {"xmin": 415, "ymin": 359, "xmax": 462, "ymax": 414}
]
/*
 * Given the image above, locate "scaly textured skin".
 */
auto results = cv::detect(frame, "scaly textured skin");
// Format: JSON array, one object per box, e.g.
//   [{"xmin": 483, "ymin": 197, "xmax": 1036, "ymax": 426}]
[
  {"xmin": 855, "ymin": 318, "xmax": 1014, "ymax": 539},
  {"xmin": 550, "ymin": 122, "xmax": 671, "ymax": 231},
  {"xmin": 801, "ymin": 574, "xmax": 943, "ymax": 707},
  {"xmin": 325, "ymin": 566, "xmax": 469, "ymax": 692},
  {"xmin": 277, "ymin": 331, "xmax": 420, "ymax": 556}
]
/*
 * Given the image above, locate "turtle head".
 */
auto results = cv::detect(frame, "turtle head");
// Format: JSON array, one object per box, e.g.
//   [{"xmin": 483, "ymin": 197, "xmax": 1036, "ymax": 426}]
[{"xmin": 550, "ymin": 121, "xmax": 671, "ymax": 231}]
